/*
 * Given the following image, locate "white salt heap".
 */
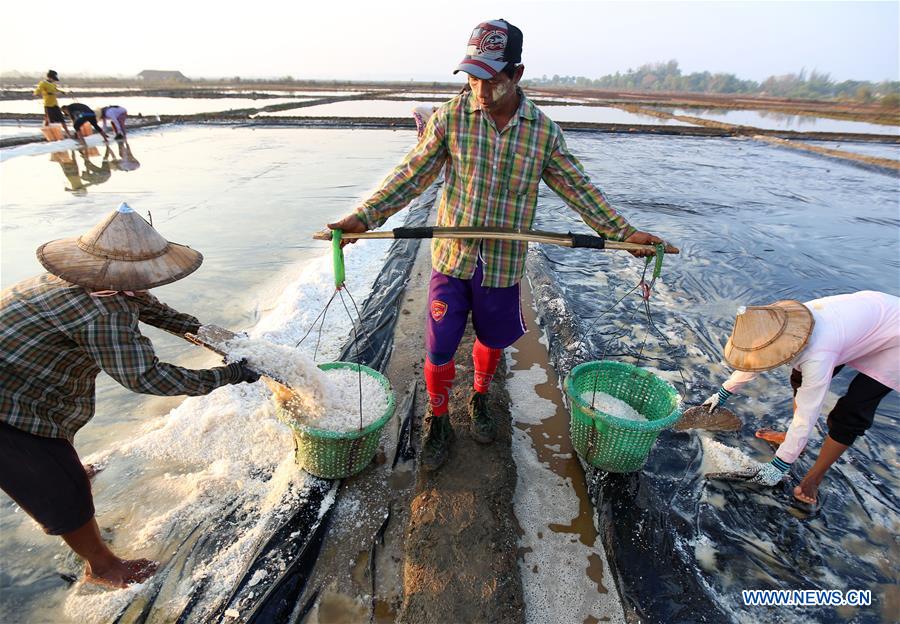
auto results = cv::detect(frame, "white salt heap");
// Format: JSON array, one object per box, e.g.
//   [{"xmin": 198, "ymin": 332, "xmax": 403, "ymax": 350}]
[
  {"xmin": 301, "ymin": 368, "xmax": 389, "ymax": 432},
  {"xmin": 580, "ymin": 390, "xmax": 647, "ymax": 422},
  {"xmin": 224, "ymin": 336, "xmax": 333, "ymax": 418},
  {"xmin": 700, "ymin": 437, "xmax": 758, "ymax": 473},
  {"xmin": 222, "ymin": 337, "xmax": 390, "ymax": 431}
]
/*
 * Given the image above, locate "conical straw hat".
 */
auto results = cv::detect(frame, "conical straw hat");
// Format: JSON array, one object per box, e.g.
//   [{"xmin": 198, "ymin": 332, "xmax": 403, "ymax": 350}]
[
  {"xmin": 36, "ymin": 202, "xmax": 202, "ymax": 291},
  {"xmin": 723, "ymin": 300, "xmax": 814, "ymax": 372}
]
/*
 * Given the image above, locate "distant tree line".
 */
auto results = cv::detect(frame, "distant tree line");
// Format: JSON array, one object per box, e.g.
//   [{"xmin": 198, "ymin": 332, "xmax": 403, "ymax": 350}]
[{"xmin": 524, "ymin": 60, "xmax": 900, "ymax": 105}]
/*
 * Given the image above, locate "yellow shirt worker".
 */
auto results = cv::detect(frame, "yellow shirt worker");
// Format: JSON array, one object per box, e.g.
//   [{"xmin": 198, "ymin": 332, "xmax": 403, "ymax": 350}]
[{"xmin": 34, "ymin": 70, "xmax": 71, "ymax": 135}]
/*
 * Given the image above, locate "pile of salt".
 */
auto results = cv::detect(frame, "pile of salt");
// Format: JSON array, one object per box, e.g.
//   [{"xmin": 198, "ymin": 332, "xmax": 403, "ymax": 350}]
[
  {"xmin": 580, "ymin": 390, "xmax": 647, "ymax": 422},
  {"xmin": 223, "ymin": 337, "xmax": 389, "ymax": 432}
]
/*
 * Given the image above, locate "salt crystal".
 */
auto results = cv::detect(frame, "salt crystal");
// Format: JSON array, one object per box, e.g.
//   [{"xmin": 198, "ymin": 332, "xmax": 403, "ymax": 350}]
[
  {"xmin": 700, "ymin": 437, "xmax": 758, "ymax": 473},
  {"xmin": 579, "ymin": 391, "xmax": 647, "ymax": 422},
  {"xmin": 284, "ymin": 368, "xmax": 389, "ymax": 432},
  {"xmin": 247, "ymin": 569, "xmax": 267, "ymax": 587},
  {"xmin": 221, "ymin": 337, "xmax": 390, "ymax": 431},
  {"xmin": 223, "ymin": 336, "xmax": 332, "ymax": 419}
]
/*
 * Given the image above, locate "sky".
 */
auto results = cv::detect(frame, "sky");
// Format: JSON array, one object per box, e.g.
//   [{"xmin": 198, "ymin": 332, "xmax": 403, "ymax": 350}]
[{"xmin": 2, "ymin": 1, "xmax": 898, "ymax": 83}]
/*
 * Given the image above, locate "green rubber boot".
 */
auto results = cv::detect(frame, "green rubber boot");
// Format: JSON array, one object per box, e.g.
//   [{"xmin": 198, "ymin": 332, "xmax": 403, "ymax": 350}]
[
  {"xmin": 468, "ymin": 391, "xmax": 496, "ymax": 444},
  {"xmin": 422, "ymin": 412, "xmax": 454, "ymax": 472}
]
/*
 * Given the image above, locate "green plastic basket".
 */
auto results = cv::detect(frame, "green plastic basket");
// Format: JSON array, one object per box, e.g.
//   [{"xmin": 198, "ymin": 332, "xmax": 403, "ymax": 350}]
[
  {"xmin": 274, "ymin": 362, "xmax": 395, "ymax": 480},
  {"xmin": 565, "ymin": 360, "xmax": 682, "ymax": 473}
]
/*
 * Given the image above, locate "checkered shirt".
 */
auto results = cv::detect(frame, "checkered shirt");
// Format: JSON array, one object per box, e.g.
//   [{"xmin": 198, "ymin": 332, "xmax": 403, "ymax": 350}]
[
  {"xmin": 355, "ymin": 89, "xmax": 636, "ymax": 288},
  {"xmin": 1, "ymin": 274, "xmax": 239, "ymax": 440}
]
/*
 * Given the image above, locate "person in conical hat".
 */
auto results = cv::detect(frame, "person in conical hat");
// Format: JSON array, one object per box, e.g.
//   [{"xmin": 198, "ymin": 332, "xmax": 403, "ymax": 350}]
[
  {"xmin": 0, "ymin": 203, "xmax": 260, "ymax": 588},
  {"xmin": 702, "ymin": 291, "xmax": 899, "ymax": 505}
]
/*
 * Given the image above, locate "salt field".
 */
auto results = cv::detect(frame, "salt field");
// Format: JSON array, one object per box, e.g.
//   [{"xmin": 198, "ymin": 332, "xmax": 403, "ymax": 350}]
[
  {"xmin": 662, "ymin": 107, "xmax": 900, "ymax": 135},
  {"xmin": 529, "ymin": 132, "xmax": 899, "ymax": 623},
  {"xmin": 809, "ymin": 140, "xmax": 900, "ymax": 160},
  {"xmin": 536, "ymin": 105, "xmax": 699, "ymax": 125},
  {"xmin": 0, "ymin": 125, "xmax": 420, "ymax": 622},
  {"xmin": 0, "ymin": 121, "xmax": 42, "ymax": 140},
  {"xmin": 0, "ymin": 97, "xmax": 311, "ymax": 116},
  {"xmin": 1, "ymin": 115, "xmax": 898, "ymax": 623},
  {"xmin": 255, "ymin": 99, "xmax": 452, "ymax": 118}
]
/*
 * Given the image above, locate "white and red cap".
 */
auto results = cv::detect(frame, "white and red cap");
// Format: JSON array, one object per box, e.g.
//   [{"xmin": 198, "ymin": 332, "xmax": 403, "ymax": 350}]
[{"xmin": 454, "ymin": 19, "xmax": 523, "ymax": 79}]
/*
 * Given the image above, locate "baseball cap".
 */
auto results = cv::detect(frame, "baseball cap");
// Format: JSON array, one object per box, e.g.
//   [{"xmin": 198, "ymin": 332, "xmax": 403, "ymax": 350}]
[
  {"xmin": 454, "ymin": 19, "xmax": 523, "ymax": 79},
  {"xmin": 47, "ymin": 69, "xmax": 59, "ymax": 81}
]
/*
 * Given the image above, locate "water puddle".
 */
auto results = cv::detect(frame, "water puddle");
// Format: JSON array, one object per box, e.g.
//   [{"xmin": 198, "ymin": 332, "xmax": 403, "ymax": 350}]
[{"xmin": 507, "ymin": 279, "xmax": 624, "ymax": 624}]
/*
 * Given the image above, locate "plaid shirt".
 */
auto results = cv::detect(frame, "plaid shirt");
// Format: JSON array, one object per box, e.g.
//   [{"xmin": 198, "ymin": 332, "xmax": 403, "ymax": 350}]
[
  {"xmin": 0, "ymin": 274, "xmax": 240, "ymax": 441},
  {"xmin": 356, "ymin": 89, "xmax": 636, "ymax": 288}
]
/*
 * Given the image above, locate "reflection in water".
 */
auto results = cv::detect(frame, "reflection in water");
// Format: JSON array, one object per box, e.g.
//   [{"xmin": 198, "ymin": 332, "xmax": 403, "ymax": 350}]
[{"xmin": 49, "ymin": 140, "xmax": 140, "ymax": 195}]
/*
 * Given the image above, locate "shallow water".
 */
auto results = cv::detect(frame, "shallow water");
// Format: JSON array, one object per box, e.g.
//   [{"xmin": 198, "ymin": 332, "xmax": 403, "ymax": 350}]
[
  {"xmin": 0, "ymin": 124, "xmax": 421, "ymax": 623},
  {"xmin": 662, "ymin": 107, "xmax": 899, "ymax": 135},
  {"xmin": 534, "ymin": 105, "xmax": 699, "ymax": 125},
  {"xmin": 255, "ymin": 99, "xmax": 451, "ymax": 118},
  {"xmin": 0, "ymin": 97, "xmax": 309, "ymax": 116},
  {"xmin": 530, "ymin": 132, "xmax": 899, "ymax": 622},
  {"xmin": 0, "ymin": 120, "xmax": 43, "ymax": 139}
]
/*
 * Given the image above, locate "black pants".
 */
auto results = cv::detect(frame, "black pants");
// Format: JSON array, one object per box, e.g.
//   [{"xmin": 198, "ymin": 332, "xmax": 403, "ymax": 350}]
[
  {"xmin": 790, "ymin": 365, "xmax": 892, "ymax": 446},
  {"xmin": 45, "ymin": 105, "xmax": 64, "ymax": 123},
  {"xmin": 73, "ymin": 113, "xmax": 103, "ymax": 135},
  {"xmin": 0, "ymin": 421, "xmax": 94, "ymax": 535}
]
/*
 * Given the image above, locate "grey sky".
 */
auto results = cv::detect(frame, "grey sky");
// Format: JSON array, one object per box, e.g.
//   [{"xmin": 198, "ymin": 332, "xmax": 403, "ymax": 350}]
[{"xmin": 3, "ymin": 1, "xmax": 898, "ymax": 83}]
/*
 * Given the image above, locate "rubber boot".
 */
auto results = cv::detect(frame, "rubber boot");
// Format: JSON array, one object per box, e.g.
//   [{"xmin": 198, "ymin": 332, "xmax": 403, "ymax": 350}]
[
  {"xmin": 422, "ymin": 412, "xmax": 454, "ymax": 472},
  {"xmin": 468, "ymin": 391, "xmax": 496, "ymax": 444}
]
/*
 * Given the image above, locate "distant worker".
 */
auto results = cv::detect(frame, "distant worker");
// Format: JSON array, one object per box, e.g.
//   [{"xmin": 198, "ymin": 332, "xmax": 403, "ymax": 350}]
[
  {"xmin": 33, "ymin": 70, "xmax": 71, "ymax": 138},
  {"xmin": 98, "ymin": 105, "xmax": 128, "ymax": 140},
  {"xmin": 412, "ymin": 104, "xmax": 438, "ymax": 139},
  {"xmin": 0, "ymin": 204, "xmax": 260, "ymax": 588},
  {"xmin": 61, "ymin": 103, "xmax": 109, "ymax": 142},
  {"xmin": 328, "ymin": 19, "xmax": 665, "ymax": 471},
  {"xmin": 703, "ymin": 291, "xmax": 899, "ymax": 505}
]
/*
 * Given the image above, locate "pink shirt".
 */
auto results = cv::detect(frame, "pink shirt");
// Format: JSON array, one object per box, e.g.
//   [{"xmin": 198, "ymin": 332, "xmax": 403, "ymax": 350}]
[{"xmin": 722, "ymin": 291, "xmax": 899, "ymax": 463}]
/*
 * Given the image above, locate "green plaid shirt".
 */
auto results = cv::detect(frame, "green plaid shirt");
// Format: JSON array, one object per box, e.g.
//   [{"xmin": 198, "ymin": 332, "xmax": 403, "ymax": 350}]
[
  {"xmin": 356, "ymin": 89, "xmax": 636, "ymax": 288},
  {"xmin": 0, "ymin": 274, "xmax": 240, "ymax": 441}
]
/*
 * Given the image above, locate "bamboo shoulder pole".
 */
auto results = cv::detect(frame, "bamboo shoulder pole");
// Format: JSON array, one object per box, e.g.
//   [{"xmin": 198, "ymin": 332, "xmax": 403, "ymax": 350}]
[{"xmin": 312, "ymin": 226, "xmax": 679, "ymax": 254}]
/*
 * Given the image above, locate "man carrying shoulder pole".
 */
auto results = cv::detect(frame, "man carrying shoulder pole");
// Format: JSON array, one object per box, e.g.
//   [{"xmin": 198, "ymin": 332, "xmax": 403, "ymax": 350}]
[{"xmin": 328, "ymin": 19, "xmax": 666, "ymax": 471}]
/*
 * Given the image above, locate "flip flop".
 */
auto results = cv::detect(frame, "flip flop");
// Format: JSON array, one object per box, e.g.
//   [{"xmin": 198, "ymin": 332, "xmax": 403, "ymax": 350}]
[
  {"xmin": 675, "ymin": 406, "xmax": 742, "ymax": 432},
  {"xmin": 755, "ymin": 428, "xmax": 786, "ymax": 449},
  {"xmin": 704, "ymin": 468, "xmax": 757, "ymax": 482},
  {"xmin": 792, "ymin": 485, "xmax": 818, "ymax": 506}
]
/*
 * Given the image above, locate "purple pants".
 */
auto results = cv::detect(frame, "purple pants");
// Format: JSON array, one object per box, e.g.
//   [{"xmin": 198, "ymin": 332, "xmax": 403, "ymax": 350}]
[{"xmin": 426, "ymin": 259, "xmax": 527, "ymax": 356}]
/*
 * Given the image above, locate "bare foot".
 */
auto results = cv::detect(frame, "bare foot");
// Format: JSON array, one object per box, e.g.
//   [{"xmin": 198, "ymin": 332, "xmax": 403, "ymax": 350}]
[
  {"xmin": 793, "ymin": 481, "xmax": 819, "ymax": 505},
  {"xmin": 755, "ymin": 428, "xmax": 786, "ymax": 445},
  {"xmin": 83, "ymin": 463, "xmax": 103, "ymax": 479},
  {"xmin": 84, "ymin": 558, "xmax": 158, "ymax": 588}
]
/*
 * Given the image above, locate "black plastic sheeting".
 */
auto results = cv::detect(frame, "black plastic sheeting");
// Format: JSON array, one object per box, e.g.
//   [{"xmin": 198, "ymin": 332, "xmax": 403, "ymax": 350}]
[
  {"xmin": 527, "ymin": 133, "xmax": 898, "ymax": 623},
  {"xmin": 115, "ymin": 185, "xmax": 440, "ymax": 624}
]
